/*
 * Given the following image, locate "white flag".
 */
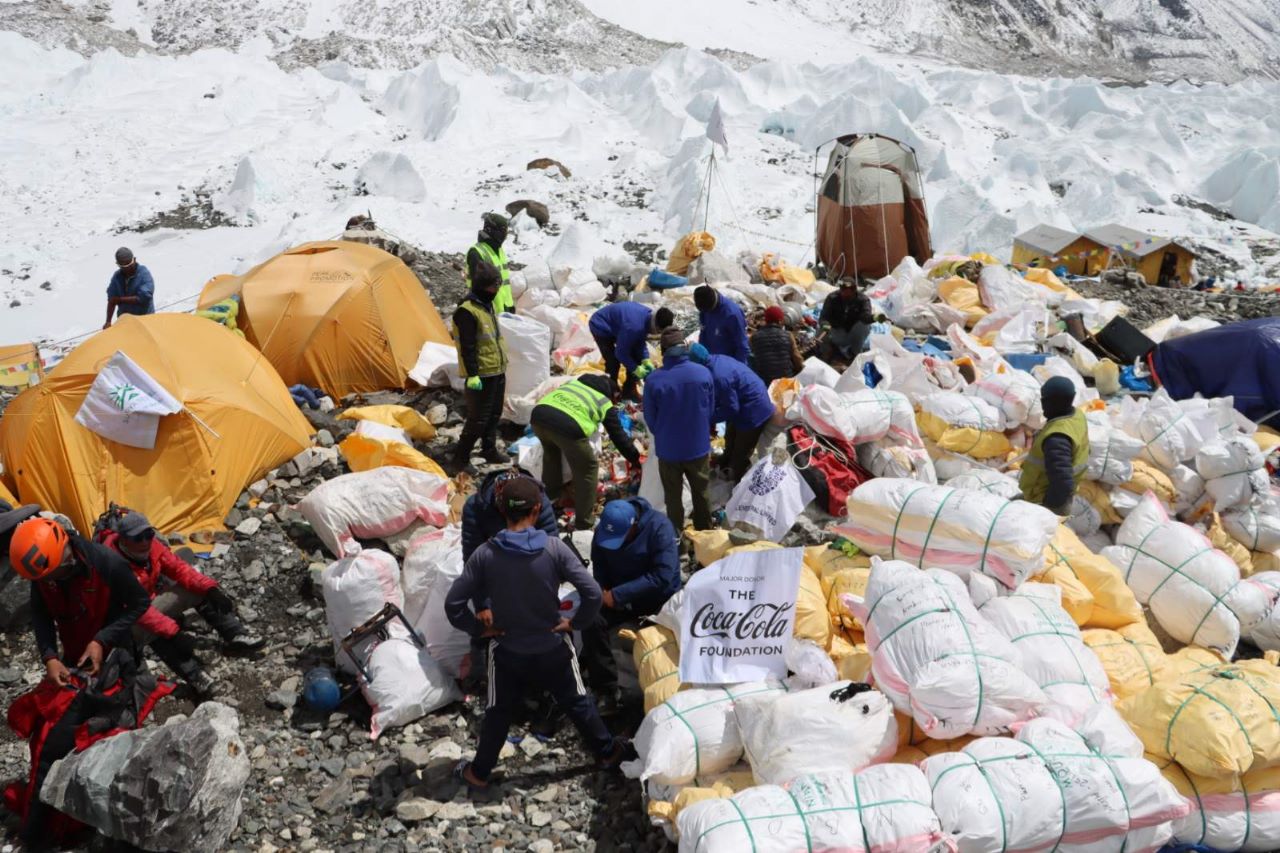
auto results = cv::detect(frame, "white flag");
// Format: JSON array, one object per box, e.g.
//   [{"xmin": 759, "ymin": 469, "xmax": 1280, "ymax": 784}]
[
  {"xmin": 679, "ymin": 547, "xmax": 803, "ymax": 684},
  {"xmin": 75, "ymin": 351, "xmax": 182, "ymax": 450},
  {"xmin": 706, "ymin": 99, "xmax": 728, "ymax": 153}
]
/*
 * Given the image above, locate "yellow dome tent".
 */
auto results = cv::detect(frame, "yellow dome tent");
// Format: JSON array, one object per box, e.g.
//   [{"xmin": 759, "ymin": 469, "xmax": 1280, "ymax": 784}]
[
  {"xmin": 198, "ymin": 241, "xmax": 451, "ymax": 399},
  {"xmin": 0, "ymin": 314, "xmax": 313, "ymax": 535}
]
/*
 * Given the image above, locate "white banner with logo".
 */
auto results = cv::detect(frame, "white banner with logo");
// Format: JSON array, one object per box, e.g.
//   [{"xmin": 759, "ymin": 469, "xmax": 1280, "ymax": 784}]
[
  {"xmin": 74, "ymin": 350, "xmax": 181, "ymax": 449},
  {"xmin": 679, "ymin": 547, "xmax": 803, "ymax": 684}
]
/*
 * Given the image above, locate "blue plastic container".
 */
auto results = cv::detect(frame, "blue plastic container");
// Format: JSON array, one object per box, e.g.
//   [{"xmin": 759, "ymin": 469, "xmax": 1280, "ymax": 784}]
[{"xmin": 303, "ymin": 666, "xmax": 342, "ymax": 712}]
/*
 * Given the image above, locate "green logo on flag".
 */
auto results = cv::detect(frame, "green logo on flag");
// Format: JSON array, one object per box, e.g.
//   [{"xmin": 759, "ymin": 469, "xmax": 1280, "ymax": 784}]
[{"xmin": 111, "ymin": 383, "xmax": 140, "ymax": 410}]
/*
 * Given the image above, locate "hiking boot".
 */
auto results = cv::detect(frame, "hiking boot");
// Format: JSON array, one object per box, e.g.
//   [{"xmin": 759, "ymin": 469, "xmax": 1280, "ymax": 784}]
[
  {"xmin": 530, "ymin": 703, "xmax": 566, "ymax": 741},
  {"xmin": 453, "ymin": 760, "xmax": 503, "ymax": 802},
  {"xmin": 597, "ymin": 737, "xmax": 635, "ymax": 770},
  {"xmin": 224, "ymin": 630, "xmax": 266, "ymax": 653},
  {"xmin": 187, "ymin": 669, "xmax": 219, "ymax": 702},
  {"xmin": 480, "ymin": 445, "xmax": 507, "ymax": 465}
]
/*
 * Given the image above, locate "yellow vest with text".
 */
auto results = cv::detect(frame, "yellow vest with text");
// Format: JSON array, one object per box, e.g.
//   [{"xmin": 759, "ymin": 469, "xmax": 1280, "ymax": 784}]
[
  {"xmin": 468, "ymin": 242, "xmax": 514, "ymax": 314},
  {"xmin": 454, "ymin": 298, "xmax": 508, "ymax": 377},
  {"xmin": 538, "ymin": 379, "xmax": 613, "ymax": 438},
  {"xmin": 1020, "ymin": 409, "xmax": 1089, "ymax": 504}
]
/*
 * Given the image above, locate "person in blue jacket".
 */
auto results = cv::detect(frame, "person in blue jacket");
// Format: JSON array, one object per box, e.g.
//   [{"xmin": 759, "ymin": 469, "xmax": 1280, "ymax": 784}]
[
  {"xmin": 693, "ymin": 285, "xmax": 749, "ymax": 363},
  {"xmin": 588, "ymin": 303, "xmax": 675, "ymax": 401},
  {"xmin": 104, "ymin": 247, "xmax": 155, "ymax": 329},
  {"xmin": 582, "ymin": 498, "xmax": 681, "ymax": 703},
  {"xmin": 689, "ymin": 344, "xmax": 778, "ymax": 484},
  {"xmin": 642, "ymin": 328, "xmax": 715, "ymax": 533}
]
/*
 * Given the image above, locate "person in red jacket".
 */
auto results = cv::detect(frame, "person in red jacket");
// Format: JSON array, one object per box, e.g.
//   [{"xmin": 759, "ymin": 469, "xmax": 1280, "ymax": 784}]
[
  {"xmin": 9, "ymin": 516, "xmax": 151, "ymax": 846},
  {"xmin": 98, "ymin": 511, "xmax": 263, "ymax": 694}
]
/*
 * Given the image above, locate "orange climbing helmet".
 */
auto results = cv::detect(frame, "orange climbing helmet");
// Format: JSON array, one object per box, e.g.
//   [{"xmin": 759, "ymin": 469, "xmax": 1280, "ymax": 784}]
[{"xmin": 9, "ymin": 517, "xmax": 69, "ymax": 580}]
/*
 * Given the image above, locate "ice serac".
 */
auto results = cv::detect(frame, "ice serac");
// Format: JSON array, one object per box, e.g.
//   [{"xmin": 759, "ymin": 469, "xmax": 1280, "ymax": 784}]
[
  {"xmin": 41, "ymin": 702, "xmax": 250, "ymax": 853},
  {"xmin": 357, "ymin": 151, "xmax": 428, "ymax": 202}
]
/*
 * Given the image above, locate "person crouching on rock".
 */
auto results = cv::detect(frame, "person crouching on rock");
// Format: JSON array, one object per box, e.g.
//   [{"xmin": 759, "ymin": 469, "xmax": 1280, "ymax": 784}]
[
  {"xmin": 99, "ymin": 510, "xmax": 264, "ymax": 698},
  {"xmin": 8, "ymin": 516, "xmax": 151, "ymax": 846},
  {"xmin": 444, "ymin": 475, "xmax": 629, "ymax": 795}
]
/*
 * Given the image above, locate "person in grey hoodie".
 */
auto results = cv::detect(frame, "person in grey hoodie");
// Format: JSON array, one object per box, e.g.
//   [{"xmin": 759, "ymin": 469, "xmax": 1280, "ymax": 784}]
[{"xmin": 444, "ymin": 475, "xmax": 627, "ymax": 792}]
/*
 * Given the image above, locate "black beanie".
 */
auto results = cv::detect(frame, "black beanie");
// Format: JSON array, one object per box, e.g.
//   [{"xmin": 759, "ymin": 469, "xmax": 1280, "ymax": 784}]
[
  {"xmin": 693, "ymin": 286, "xmax": 717, "ymax": 312},
  {"xmin": 1040, "ymin": 376, "xmax": 1076, "ymax": 419}
]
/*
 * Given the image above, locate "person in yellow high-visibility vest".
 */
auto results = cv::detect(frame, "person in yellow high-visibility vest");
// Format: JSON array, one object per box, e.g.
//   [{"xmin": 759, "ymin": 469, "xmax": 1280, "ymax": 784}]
[
  {"xmin": 466, "ymin": 213, "xmax": 515, "ymax": 315},
  {"xmin": 450, "ymin": 261, "xmax": 509, "ymax": 468},
  {"xmin": 1019, "ymin": 376, "xmax": 1090, "ymax": 516},
  {"xmin": 530, "ymin": 373, "xmax": 641, "ymax": 528}
]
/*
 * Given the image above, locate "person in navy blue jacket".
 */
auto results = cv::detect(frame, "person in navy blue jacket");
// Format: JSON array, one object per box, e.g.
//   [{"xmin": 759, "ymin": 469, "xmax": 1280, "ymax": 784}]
[
  {"xmin": 582, "ymin": 497, "xmax": 681, "ymax": 701},
  {"xmin": 104, "ymin": 247, "xmax": 155, "ymax": 329},
  {"xmin": 693, "ymin": 285, "xmax": 749, "ymax": 363},
  {"xmin": 588, "ymin": 302, "xmax": 675, "ymax": 401},
  {"xmin": 461, "ymin": 468, "xmax": 559, "ymax": 561},
  {"xmin": 642, "ymin": 328, "xmax": 715, "ymax": 532},
  {"xmin": 690, "ymin": 345, "xmax": 778, "ymax": 484}
]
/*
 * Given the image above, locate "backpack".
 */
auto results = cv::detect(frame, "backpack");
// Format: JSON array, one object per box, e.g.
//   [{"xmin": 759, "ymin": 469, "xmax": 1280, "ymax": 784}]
[
  {"xmin": 786, "ymin": 425, "xmax": 872, "ymax": 517},
  {"xmin": 92, "ymin": 502, "xmax": 133, "ymax": 543}
]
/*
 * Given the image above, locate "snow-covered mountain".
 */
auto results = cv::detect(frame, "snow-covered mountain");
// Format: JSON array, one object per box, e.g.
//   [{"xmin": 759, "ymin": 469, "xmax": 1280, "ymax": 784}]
[{"xmin": 9, "ymin": 0, "xmax": 1280, "ymax": 82}]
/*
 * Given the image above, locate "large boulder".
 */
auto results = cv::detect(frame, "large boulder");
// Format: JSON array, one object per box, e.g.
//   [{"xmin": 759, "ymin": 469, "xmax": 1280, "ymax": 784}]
[{"xmin": 41, "ymin": 702, "xmax": 250, "ymax": 852}]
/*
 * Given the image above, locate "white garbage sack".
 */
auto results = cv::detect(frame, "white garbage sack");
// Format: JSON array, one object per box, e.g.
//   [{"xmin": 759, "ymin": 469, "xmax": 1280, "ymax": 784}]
[
  {"xmin": 522, "ymin": 303, "xmax": 579, "ymax": 344},
  {"xmin": 1103, "ymin": 491, "xmax": 1270, "ymax": 656},
  {"xmin": 724, "ymin": 456, "xmax": 814, "ymax": 541},
  {"xmin": 296, "ymin": 468, "xmax": 452, "ymax": 557},
  {"xmin": 971, "ymin": 578, "xmax": 1111, "ymax": 716},
  {"xmin": 363, "ymin": 637, "xmax": 461, "ymax": 739},
  {"xmin": 516, "ymin": 286, "xmax": 563, "ymax": 312},
  {"xmin": 735, "ymin": 682, "xmax": 897, "ymax": 785},
  {"xmin": 407, "ymin": 341, "xmax": 459, "ymax": 388},
  {"xmin": 794, "ymin": 357, "xmax": 839, "ymax": 389},
  {"xmin": 1084, "ymin": 411, "xmax": 1144, "ymax": 485},
  {"xmin": 857, "ymin": 440, "xmax": 939, "ymax": 484},
  {"xmin": 782, "ymin": 639, "xmax": 839, "ymax": 691},
  {"xmin": 861, "ymin": 333, "xmax": 967, "ymax": 404},
  {"xmin": 1223, "ymin": 502, "xmax": 1280, "ymax": 553},
  {"xmin": 1120, "ymin": 389, "xmax": 1209, "ymax": 471},
  {"xmin": 847, "ymin": 559, "xmax": 1047, "ymax": 738},
  {"xmin": 1031, "ymin": 356, "xmax": 1098, "ymax": 405},
  {"xmin": 505, "ymin": 375, "xmax": 573, "ymax": 427},
  {"xmin": 1197, "ymin": 436, "xmax": 1268, "ymax": 510},
  {"xmin": 400, "ymin": 525, "xmax": 470, "ymax": 677},
  {"xmin": 622, "ymin": 682, "xmax": 787, "ymax": 786},
  {"xmin": 837, "ymin": 479, "xmax": 1058, "ymax": 589},
  {"xmin": 551, "ymin": 314, "xmax": 601, "ymax": 368},
  {"xmin": 640, "ymin": 450, "xmax": 690, "ymax": 518},
  {"xmin": 497, "ymin": 312, "xmax": 552, "ymax": 401},
  {"xmin": 968, "ymin": 368, "xmax": 1045, "ymax": 430},
  {"xmin": 688, "ymin": 250, "xmax": 748, "ymax": 285},
  {"xmin": 796, "ymin": 385, "xmax": 917, "ymax": 447},
  {"xmin": 924, "ymin": 715, "xmax": 1188, "ymax": 853},
  {"xmin": 675, "ymin": 765, "xmax": 949, "ymax": 853},
  {"xmin": 1164, "ymin": 763, "xmax": 1280, "ymax": 853},
  {"xmin": 1245, "ymin": 572, "xmax": 1280, "ymax": 651},
  {"xmin": 918, "ymin": 391, "xmax": 1008, "ymax": 456},
  {"xmin": 562, "ymin": 279, "xmax": 607, "ymax": 306},
  {"xmin": 322, "ymin": 549, "xmax": 404, "ymax": 674},
  {"xmin": 944, "ymin": 468, "xmax": 1022, "ymax": 500}
]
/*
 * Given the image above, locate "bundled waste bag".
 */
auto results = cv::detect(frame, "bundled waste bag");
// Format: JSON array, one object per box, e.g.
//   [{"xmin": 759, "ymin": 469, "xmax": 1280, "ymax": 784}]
[{"xmin": 296, "ymin": 468, "xmax": 451, "ymax": 557}]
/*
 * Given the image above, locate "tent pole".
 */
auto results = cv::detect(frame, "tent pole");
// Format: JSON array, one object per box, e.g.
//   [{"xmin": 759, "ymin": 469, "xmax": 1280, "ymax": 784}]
[{"xmin": 701, "ymin": 150, "xmax": 715, "ymax": 233}]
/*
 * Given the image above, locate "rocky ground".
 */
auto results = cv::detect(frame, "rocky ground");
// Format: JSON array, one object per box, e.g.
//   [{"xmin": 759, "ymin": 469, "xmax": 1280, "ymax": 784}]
[
  {"xmin": 1067, "ymin": 278, "xmax": 1279, "ymax": 328},
  {"xmin": 0, "ymin": 395, "xmax": 669, "ymax": 853}
]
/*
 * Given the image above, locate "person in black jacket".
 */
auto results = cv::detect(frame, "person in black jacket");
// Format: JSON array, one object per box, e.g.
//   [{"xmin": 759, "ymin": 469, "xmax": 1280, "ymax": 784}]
[
  {"xmin": 750, "ymin": 305, "xmax": 804, "ymax": 385},
  {"xmin": 461, "ymin": 468, "xmax": 559, "ymax": 562},
  {"xmin": 445, "ymin": 477, "xmax": 627, "ymax": 794},
  {"xmin": 817, "ymin": 280, "xmax": 874, "ymax": 364}
]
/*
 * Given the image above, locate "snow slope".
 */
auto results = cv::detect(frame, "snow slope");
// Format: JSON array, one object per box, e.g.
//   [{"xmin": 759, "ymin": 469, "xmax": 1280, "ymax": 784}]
[{"xmin": 3, "ymin": 30, "xmax": 1278, "ymax": 345}]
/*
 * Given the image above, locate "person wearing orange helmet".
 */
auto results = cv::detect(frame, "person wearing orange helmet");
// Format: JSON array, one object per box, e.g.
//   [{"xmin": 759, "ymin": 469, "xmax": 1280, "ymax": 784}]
[{"xmin": 8, "ymin": 515, "xmax": 151, "ymax": 846}]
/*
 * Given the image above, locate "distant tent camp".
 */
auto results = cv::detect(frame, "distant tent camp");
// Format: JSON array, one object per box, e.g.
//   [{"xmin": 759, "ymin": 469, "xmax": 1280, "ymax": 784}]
[
  {"xmin": 815, "ymin": 133, "xmax": 932, "ymax": 281},
  {"xmin": 1084, "ymin": 224, "xmax": 1198, "ymax": 287},
  {"xmin": 1011, "ymin": 224, "xmax": 1108, "ymax": 277},
  {"xmin": 0, "ymin": 314, "xmax": 313, "ymax": 535},
  {"xmin": 198, "ymin": 241, "xmax": 452, "ymax": 399}
]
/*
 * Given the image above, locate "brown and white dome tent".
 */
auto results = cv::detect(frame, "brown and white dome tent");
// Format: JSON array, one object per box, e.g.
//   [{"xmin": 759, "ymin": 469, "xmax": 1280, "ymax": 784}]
[{"xmin": 815, "ymin": 133, "xmax": 933, "ymax": 281}]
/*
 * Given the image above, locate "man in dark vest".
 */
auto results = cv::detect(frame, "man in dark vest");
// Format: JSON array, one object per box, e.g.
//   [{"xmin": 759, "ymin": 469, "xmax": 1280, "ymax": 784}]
[
  {"xmin": 466, "ymin": 213, "xmax": 515, "ymax": 314},
  {"xmin": 1019, "ymin": 377, "xmax": 1090, "ymax": 515},
  {"xmin": 451, "ymin": 261, "xmax": 509, "ymax": 468},
  {"xmin": 750, "ymin": 305, "xmax": 804, "ymax": 385}
]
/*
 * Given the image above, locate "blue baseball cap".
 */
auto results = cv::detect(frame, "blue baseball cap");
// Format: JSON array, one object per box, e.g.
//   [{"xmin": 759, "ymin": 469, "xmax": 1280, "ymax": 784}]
[{"xmin": 595, "ymin": 500, "xmax": 638, "ymax": 550}]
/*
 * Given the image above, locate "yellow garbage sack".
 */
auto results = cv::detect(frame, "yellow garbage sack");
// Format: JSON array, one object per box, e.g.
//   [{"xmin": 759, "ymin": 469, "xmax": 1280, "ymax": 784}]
[
  {"xmin": 1208, "ymin": 512, "xmax": 1255, "ymax": 576},
  {"xmin": 1039, "ymin": 526, "xmax": 1143, "ymax": 630},
  {"xmin": 1077, "ymin": 479, "xmax": 1124, "ymax": 527},
  {"xmin": 647, "ymin": 768, "xmax": 756, "ymax": 835},
  {"xmin": 666, "ymin": 231, "xmax": 715, "ymax": 275},
  {"xmin": 916, "ymin": 409, "xmax": 1012, "ymax": 459},
  {"xmin": 759, "ymin": 253, "xmax": 816, "ymax": 286},
  {"xmin": 827, "ymin": 631, "xmax": 872, "ymax": 683},
  {"xmin": 794, "ymin": 555, "xmax": 832, "ymax": 649},
  {"xmin": 1252, "ymin": 426, "xmax": 1280, "ymax": 456},
  {"xmin": 337, "ymin": 434, "xmax": 447, "ymax": 479},
  {"xmin": 937, "ymin": 277, "xmax": 987, "ymax": 327},
  {"xmin": 1118, "ymin": 460, "xmax": 1178, "ymax": 505},
  {"xmin": 1255, "ymin": 550, "xmax": 1280, "ymax": 573},
  {"xmin": 627, "ymin": 624, "xmax": 684, "ymax": 713},
  {"xmin": 768, "ymin": 377, "xmax": 801, "ymax": 411},
  {"xmin": 805, "ymin": 545, "xmax": 871, "ymax": 635},
  {"xmin": 1117, "ymin": 659, "xmax": 1280, "ymax": 779},
  {"xmin": 338, "ymin": 405, "xmax": 437, "ymax": 441},
  {"xmin": 892, "ymin": 711, "xmax": 974, "ymax": 763},
  {"xmin": 1082, "ymin": 623, "xmax": 1168, "ymax": 700},
  {"xmin": 970, "ymin": 252, "xmax": 1001, "ymax": 266},
  {"xmin": 686, "ymin": 528, "xmax": 732, "ymax": 568}
]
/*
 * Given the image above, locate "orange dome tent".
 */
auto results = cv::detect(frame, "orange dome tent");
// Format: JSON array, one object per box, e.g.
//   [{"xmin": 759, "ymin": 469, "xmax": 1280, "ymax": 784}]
[
  {"xmin": 0, "ymin": 314, "xmax": 313, "ymax": 535},
  {"xmin": 198, "ymin": 241, "xmax": 451, "ymax": 399}
]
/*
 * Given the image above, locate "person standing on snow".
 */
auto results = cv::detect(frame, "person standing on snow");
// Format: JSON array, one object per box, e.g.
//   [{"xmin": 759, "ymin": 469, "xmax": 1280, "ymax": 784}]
[
  {"xmin": 581, "ymin": 498, "xmax": 681, "ymax": 707},
  {"xmin": 466, "ymin": 213, "xmax": 516, "ymax": 314},
  {"xmin": 104, "ymin": 247, "xmax": 155, "ymax": 329},
  {"xmin": 750, "ymin": 305, "xmax": 804, "ymax": 385},
  {"xmin": 1019, "ymin": 376, "xmax": 1090, "ymax": 516},
  {"xmin": 530, "ymin": 373, "xmax": 642, "ymax": 528},
  {"xmin": 643, "ymin": 327, "xmax": 715, "ymax": 533},
  {"xmin": 98, "ymin": 510, "xmax": 264, "ymax": 698},
  {"xmin": 689, "ymin": 344, "xmax": 777, "ymax": 484},
  {"xmin": 451, "ymin": 261, "xmax": 509, "ymax": 468},
  {"xmin": 445, "ymin": 476, "xmax": 628, "ymax": 795},
  {"xmin": 817, "ymin": 279, "xmax": 874, "ymax": 364},
  {"xmin": 693, "ymin": 285, "xmax": 749, "ymax": 363},
  {"xmin": 9, "ymin": 517, "xmax": 151, "ymax": 845},
  {"xmin": 587, "ymin": 302, "xmax": 675, "ymax": 401}
]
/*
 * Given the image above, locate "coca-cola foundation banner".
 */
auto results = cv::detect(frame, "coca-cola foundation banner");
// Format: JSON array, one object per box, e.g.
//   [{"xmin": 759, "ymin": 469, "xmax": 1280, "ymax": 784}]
[{"xmin": 678, "ymin": 547, "xmax": 804, "ymax": 684}]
